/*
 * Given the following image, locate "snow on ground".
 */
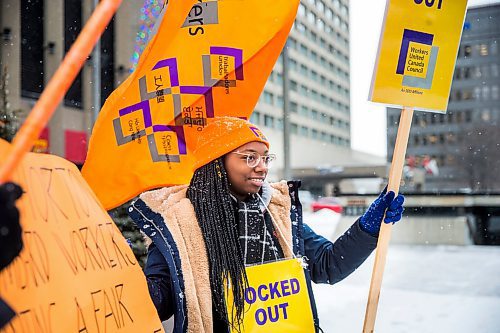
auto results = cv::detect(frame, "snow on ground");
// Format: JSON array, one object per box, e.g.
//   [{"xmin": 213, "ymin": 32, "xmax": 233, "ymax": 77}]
[
  {"xmin": 305, "ymin": 210, "xmax": 500, "ymax": 333},
  {"xmin": 303, "ymin": 209, "xmax": 341, "ymax": 237}
]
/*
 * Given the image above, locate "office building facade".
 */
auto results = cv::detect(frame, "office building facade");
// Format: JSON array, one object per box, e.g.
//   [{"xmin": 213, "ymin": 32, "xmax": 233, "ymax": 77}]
[
  {"xmin": 251, "ymin": 0, "xmax": 354, "ymax": 177},
  {"xmin": 1, "ymin": 0, "xmax": 358, "ymax": 181},
  {"xmin": 0, "ymin": 0, "xmax": 147, "ymax": 165}
]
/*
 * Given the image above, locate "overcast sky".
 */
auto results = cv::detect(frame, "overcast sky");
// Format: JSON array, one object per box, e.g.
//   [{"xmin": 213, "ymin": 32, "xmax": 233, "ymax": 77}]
[{"xmin": 349, "ymin": 0, "xmax": 499, "ymax": 157}]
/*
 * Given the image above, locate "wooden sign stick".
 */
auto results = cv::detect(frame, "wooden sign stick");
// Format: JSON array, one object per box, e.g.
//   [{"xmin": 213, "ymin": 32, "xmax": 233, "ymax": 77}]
[
  {"xmin": 362, "ymin": 106, "xmax": 414, "ymax": 333},
  {"xmin": 0, "ymin": 0, "xmax": 122, "ymax": 184}
]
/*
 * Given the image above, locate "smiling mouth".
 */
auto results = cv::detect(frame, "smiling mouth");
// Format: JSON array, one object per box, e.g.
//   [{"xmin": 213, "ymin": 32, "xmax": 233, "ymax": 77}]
[{"xmin": 248, "ymin": 178, "xmax": 264, "ymax": 185}]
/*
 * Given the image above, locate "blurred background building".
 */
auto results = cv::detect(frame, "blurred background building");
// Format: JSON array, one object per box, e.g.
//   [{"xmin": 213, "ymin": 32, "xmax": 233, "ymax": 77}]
[
  {"xmin": 0, "ymin": 0, "xmax": 386, "ymax": 195},
  {"xmin": 252, "ymin": 0, "xmax": 352, "ymax": 167},
  {"xmin": 387, "ymin": 3, "xmax": 500, "ymax": 192},
  {"xmin": 0, "ymin": 0, "xmax": 146, "ymax": 165},
  {"xmin": 254, "ymin": 0, "xmax": 386, "ymax": 193}
]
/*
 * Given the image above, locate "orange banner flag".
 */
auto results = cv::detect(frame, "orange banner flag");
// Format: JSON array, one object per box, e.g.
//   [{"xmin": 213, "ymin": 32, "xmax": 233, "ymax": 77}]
[
  {"xmin": 82, "ymin": 0, "xmax": 299, "ymax": 210},
  {"xmin": 0, "ymin": 139, "xmax": 164, "ymax": 333}
]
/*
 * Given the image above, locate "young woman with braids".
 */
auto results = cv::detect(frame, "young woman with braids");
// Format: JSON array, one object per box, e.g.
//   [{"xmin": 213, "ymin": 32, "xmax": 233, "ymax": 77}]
[{"xmin": 129, "ymin": 117, "xmax": 405, "ymax": 333}]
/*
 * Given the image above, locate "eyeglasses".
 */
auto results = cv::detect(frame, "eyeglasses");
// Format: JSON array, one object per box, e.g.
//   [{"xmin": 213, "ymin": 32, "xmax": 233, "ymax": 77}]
[{"xmin": 232, "ymin": 152, "xmax": 276, "ymax": 168}]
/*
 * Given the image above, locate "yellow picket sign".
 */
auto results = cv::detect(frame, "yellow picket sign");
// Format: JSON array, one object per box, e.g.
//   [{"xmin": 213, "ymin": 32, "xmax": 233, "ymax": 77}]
[
  {"xmin": 226, "ymin": 258, "xmax": 315, "ymax": 333},
  {"xmin": 369, "ymin": 0, "xmax": 468, "ymax": 112}
]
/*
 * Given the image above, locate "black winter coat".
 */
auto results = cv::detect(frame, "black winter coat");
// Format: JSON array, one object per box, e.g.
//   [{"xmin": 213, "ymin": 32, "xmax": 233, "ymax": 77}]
[{"xmin": 131, "ymin": 181, "xmax": 377, "ymax": 332}]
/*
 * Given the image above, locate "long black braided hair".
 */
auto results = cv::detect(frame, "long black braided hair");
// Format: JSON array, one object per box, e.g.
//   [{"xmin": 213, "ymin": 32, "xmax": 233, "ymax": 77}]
[{"xmin": 186, "ymin": 157, "xmax": 248, "ymax": 330}]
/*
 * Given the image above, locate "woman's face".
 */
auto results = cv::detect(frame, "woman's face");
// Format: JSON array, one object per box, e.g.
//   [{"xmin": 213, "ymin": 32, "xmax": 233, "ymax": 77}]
[{"xmin": 224, "ymin": 141, "xmax": 269, "ymax": 201}]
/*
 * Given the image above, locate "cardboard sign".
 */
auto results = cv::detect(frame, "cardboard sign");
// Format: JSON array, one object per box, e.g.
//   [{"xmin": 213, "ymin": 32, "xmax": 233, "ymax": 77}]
[
  {"xmin": 226, "ymin": 259, "xmax": 315, "ymax": 333},
  {"xmin": 369, "ymin": 0, "xmax": 468, "ymax": 112},
  {"xmin": 0, "ymin": 139, "xmax": 164, "ymax": 333}
]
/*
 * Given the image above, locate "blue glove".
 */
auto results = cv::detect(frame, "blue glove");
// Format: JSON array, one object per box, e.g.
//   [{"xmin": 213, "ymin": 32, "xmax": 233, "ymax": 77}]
[{"xmin": 359, "ymin": 187, "xmax": 405, "ymax": 236}]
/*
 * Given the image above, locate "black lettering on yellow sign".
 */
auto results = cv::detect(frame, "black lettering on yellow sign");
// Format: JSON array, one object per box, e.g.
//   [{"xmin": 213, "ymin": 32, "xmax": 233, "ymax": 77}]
[{"xmin": 414, "ymin": 0, "xmax": 443, "ymax": 9}]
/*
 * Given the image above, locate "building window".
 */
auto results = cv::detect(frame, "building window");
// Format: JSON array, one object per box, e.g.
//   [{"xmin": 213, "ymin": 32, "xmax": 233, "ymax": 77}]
[
  {"xmin": 100, "ymin": 17, "xmax": 115, "ymax": 106},
  {"xmin": 473, "ymin": 87, "xmax": 481, "ymax": 100},
  {"xmin": 481, "ymin": 109, "xmax": 490, "ymax": 122},
  {"xmin": 465, "ymin": 110, "xmax": 472, "ymax": 122},
  {"xmin": 463, "ymin": 45, "xmax": 472, "ymax": 57},
  {"xmin": 491, "ymin": 41, "xmax": 498, "ymax": 55},
  {"xmin": 271, "ymin": 95, "xmax": 280, "ymax": 108},
  {"xmin": 309, "ymin": 31, "xmax": 318, "ymax": 42},
  {"xmin": 300, "ymin": 126, "xmax": 309, "ymax": 136},
  {"xmin": 333, "ymin": 15, "xmax": 341, "ymax": 27},
  {"xmin": 473, "ymin": 66, "xmax": 481, "ymax": 78},
  {"xmin": 264, "ymin": 115, "xmax": 274, "ymax": 128},
  {"xmin": 310, "ymin": 51, "xmax": 318, "ymax": 62},
  {"xmin": 320, "ymin": 38, "xmax": 328, "ymax": 50},
  {"xmin": 481, "ymin": 64, "xmax": 490, "ymax": 78},
  {"xmin": 300, "ymin": 44, "xmax": 308, "ymax": 56},
  {"xmin": 300, "ymin": 85, "xmax": 308, "ymax": 96},
  {"xmin": 479, "ymin": 44, "xmax": 489, "ymax": 56},
  {"xmin": 492, "ymin": 64, "xmax": 499, "ymax": 77},
  {"xmin": 482, "ymin": 86, "xmax": 490, "ymax": 100},
  {"xmin": 295, "ymin": 22, "xmax": 306, "ymax": 33},
  {"xmin": 463, "ymin": 67, "xmax": 471, "ymax": 79},
  {"xmin": 317, "ymin": 19, "xmax": 325, "ymax": 32},
  {"xmin": 326, "ymin": 8, "xmax": 333, "ymax": 20},
  {"xmin": 311, "ymin": 109, "xmax": 319, "ymax": 120},
  {"xmin": 298, "ymin": 3, "xmax": 306, "ymax": 16},
  {"xmin": 300, "ymin": 64, "xmax": 308, "ymax": 76},
  {"xmin": 317, "ymin": 0, "xmax": 325, "ymax": 12},
  {"xmin": 311, "ymin": 70, "xmax": 318, "ymax": 81},
  {"xmin": 291, "ymin": 123, "xmax": 298, "ymax": 134},
  {"xmin": 64, "ymin": 0, "xmax": 82, "ymax": 108},
  {"xmin": 275, "ymin": 72, "xmax": 283, "ymax": 85},
  {"xmin": 307, "ymin": 11, "xmax": 316, "ymax": 25},
  {"xmin": 492, "ymin": 86, "xmax": 499, "ymax": 100},
  {"xmin": 276, "ymin": 118, "xmax": 283, "ymax": 130},
  {"xmin": 250, "ymin": 111, "xmax": 261, "ymax": 125},
  {"xmin": 311, "ymin": 89, "xmax": 319, "ymax": 101},
  {"xmin": 300, "ymin": 105, "xmax": 309, "ymax": 117},
  {"xmin": 21, "ymin": 0, "xmax": 44, "ymax": 99},
  {"xmin": 462, "ymin": 89, "xmax": 473, "ymax": 100},
  {"xmin": 263, "ymin": 91, "xmax": 274, "ymax": 105}
]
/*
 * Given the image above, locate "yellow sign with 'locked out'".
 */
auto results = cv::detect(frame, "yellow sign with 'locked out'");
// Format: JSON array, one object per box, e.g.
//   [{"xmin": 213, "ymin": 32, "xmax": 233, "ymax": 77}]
[
  {"xmin": 226, "ymin": 258, "xmax": 315, "ymax": 333},
  {"xmin": 369, "ymin": 0, "xmax": 468, "ymax": 112}
]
